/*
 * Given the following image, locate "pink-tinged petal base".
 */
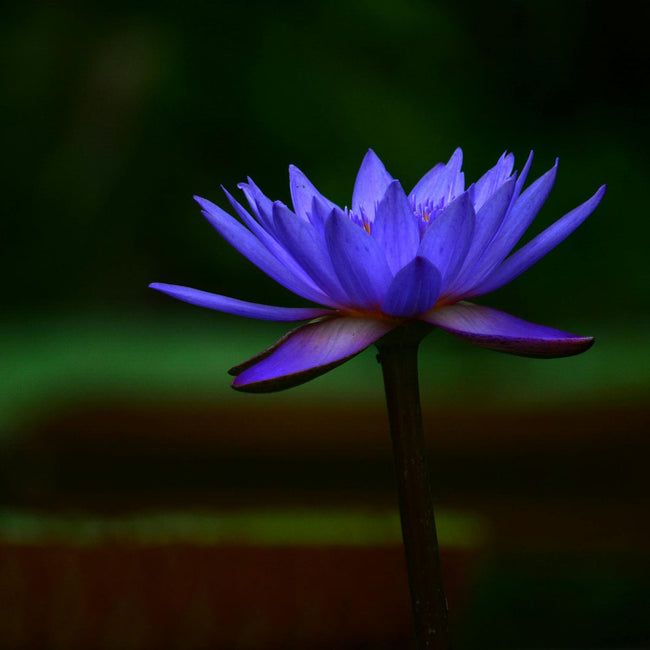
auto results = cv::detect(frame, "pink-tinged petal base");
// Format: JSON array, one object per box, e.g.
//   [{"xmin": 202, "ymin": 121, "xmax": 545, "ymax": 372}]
[
  {"xmin": 231, "ymin": 316, "xmax": 395, "ymax": 392},
  {"xmin": 150, "ymin": 283, "xmax": 333, "ymax": 321},
  {"xmin": 421, "ymin": 302, "xmax": 593, "ymax": 358}
]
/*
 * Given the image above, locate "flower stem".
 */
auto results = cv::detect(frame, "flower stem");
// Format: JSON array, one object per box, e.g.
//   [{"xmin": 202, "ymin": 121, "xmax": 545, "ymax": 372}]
[{"xmin": 376, "ymin": 324, "xmax": 450, "ymax": 650}]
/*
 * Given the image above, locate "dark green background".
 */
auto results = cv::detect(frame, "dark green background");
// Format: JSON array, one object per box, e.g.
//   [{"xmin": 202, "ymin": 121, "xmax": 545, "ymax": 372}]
[{"xmin": 3, "ymin": 0, "xmax": 648, "ymax": 320}]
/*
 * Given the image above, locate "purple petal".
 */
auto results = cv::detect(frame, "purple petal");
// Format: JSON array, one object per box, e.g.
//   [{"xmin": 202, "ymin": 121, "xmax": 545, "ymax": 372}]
[
  {"xmin": 469, "ymin": 160, "xmax": 558, "ymax": 285},
  {"xmin": 447, "ymin": 178, "xmax": 516, "ymax": 297},
  {"xmin": 308, "ymin": 195, "xmax": 334, "ymax": 233},
  {"xmin": 231, "ymin": 316, "xmax": 395, "ymax": 392},
  {"xmin": 409, "ymin": 148, "xmax": 464, "ymax": 208},
  {"xmin": 421, "ymin": 302, "xmax": 594, "ymax": 358},
  {"xmin": 197, "ymin": 194, "xmax": 322, "ymax": 294},
  {"xmin": 272, "ymin": 202, "xmax": 352, "ymax": 306},
  {"xmin": 325, "ymin": 209, "xmax": 394, "ymax": 310},
  {"xmin": 381, "ymin": 257, "xmax": 442, "ymax": 318},
  {"xmin": 514, "ymin": 150, "xmax": 534, "ymax": 199},
  {"xmin": 472, "ymin": 152, "xmax": 515, "ymax": 211},
  {"xmin": 222, "ymin": 188, "xmax": 320, "ymax": 284},
  {"xmin": 352, "ymin": 150, "xmax": 394, "ymax": 222},
  {"xmin": 149, "ymin": 283, "xmax": 333, "ymax": 321},
  {"xmin": 418, "ymin": 192, "xmax": 475, "ymax": 291},
  {"xmin": 222, "ymin": 187, "xmax": 261, "ymax": 231},
  {"xmin": 473, "ymin": 185, "xmax": 607, "ymax": 296},
  {"xmin": 194, "ymin": 196, "xmax": 335, "ymax": 306},
  {"xmin": 237, "ymin": 177, "xmax": 276, "ymax": 233},
  {"xmin": 372, "ymin": 180, "xmax": 420, "ymax": 274},
  {"xmin": 408, "ymin": 162, "xmax": 444, "ymax": 203},
  {"xmin": 289, "ymin": 165, "xmax": 338, "ymax": 223}
]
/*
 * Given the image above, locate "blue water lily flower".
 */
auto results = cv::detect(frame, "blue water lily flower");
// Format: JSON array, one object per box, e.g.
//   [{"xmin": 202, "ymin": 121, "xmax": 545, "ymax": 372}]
[{"xmin": 151, "ymin": 149, "xmax": 605, "ymax": 392}]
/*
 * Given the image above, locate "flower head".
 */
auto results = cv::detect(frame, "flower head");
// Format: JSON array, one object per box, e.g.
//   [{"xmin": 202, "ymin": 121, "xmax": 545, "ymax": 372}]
[{"xmin": 151, "ymin": 149, "xmax": 605, "ymax": 392}]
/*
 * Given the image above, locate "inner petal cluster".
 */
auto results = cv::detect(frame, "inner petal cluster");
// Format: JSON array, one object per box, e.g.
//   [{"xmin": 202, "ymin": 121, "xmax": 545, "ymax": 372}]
[
  {"xmin": 188, "ymin": 148, "xmax": 604, "ymax": 325},
  {"xmin": 411, "ymin": 197, "xmax": 452, "ymax": 236}
]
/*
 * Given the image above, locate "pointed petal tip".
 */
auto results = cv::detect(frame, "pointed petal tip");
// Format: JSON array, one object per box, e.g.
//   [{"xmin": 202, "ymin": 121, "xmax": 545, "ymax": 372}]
[
  {"xmin": 193, "ymin": 195, "xmax": 211, "ymax": 209},
  {"xmin": 587, "ymin": 184, "xmax": 607, "ymax": 209},
  {"xmin": 231, "ymin": 362, "xmax": 343, "ymax": 393},
  {"xmin": 448, "ymin": 147, "xmax": 463, "ymax": 165},
  {"xmin": 360, "ymin": 148, "xmax": 382, "ymax": 166},
  {"xmin": 220, "ymin": 184, "xmax": 234, "ymax": 199},
  {"xmin": 359, "ymin": 148, "xmax": 389, "ymax": 169},
  {"xmin": 195, "ymin": 196, "xmax": 229, "ymax": 221},
  {"xmin": 384, "ymin": 178, "xmax": 406, "ymax": 194}
]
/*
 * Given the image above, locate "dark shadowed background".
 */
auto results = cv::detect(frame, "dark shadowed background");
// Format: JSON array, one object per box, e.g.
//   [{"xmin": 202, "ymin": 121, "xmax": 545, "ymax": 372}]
[{"xmin": 2, "ymin": 1, "xmax": 649, "ymax": 648}]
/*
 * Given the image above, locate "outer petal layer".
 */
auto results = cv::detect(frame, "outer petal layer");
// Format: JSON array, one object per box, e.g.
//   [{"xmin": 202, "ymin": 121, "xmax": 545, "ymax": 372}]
[
  {"xmin": 150, "ymin": 283, "xmax": 333, "ymax": 321},
  {"xmin": 194, "ymin": 196, "xmax": 334, "ymax": 306},
  {"xmin": 421, "ymin": 302, "xmax": 593, "ymax": 358},
  {"xmin": 448, "ymin": 178, "xmax": 516, "ymax": 297},
  {"xmin": 472, "ymin": 151, "xmax": 515, "ymax": 211},
  {"xmin": 231, "ymin": 316, "xmax": 395, "ymax": 392},
  {"xmin": 289, "ymin": 165, "xmax": 338, "ymax": 222},
  {"xmin": 472, "ymin": 185, "xmax": 606, "ymax": 296},
  {"xmin": 220, "ymin": 189, "xmax": 323, "ymax": 288},
  {"xmin": 470, "ymin": 161, "xmax": 558, "ymax": 284},
  {"xmin": 272, "ymin": 203, "xmax": 351, "ymax": 306}
]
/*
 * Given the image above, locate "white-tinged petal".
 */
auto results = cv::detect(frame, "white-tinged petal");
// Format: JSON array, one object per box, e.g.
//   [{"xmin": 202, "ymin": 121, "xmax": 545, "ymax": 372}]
[{"xmin": 231, "ymin": 316, "xmax": 395, "ymax": 392}]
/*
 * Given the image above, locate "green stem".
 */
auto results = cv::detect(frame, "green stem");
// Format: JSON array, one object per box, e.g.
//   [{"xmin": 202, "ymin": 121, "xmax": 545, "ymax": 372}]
[{"xmin": 376, "ymin": 325, "xmax": 450, "ymax": 650}]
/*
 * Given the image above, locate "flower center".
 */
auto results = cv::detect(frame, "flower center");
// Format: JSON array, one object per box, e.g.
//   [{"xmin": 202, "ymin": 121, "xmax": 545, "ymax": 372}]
[
  {"xmin": 346, "ymin": 206, "xmax": 373, "ymax": 233},
  {"xmin": 346, "ymin": 194, "xmax": 455, "ymax": 238},
  {"xmin": 412, "ymin": 197, "xmax": 448, "ymax": 236}
]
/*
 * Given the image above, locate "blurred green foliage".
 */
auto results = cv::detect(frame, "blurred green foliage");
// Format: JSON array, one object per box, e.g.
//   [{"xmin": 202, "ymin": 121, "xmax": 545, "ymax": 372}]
[
  {"xmin": 0, "ymin": 508, "xmax": 484, "ymax": 547},
  {"xmin": 1, "ymin": 313, "xmax": 648, "ymax": 435}
]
